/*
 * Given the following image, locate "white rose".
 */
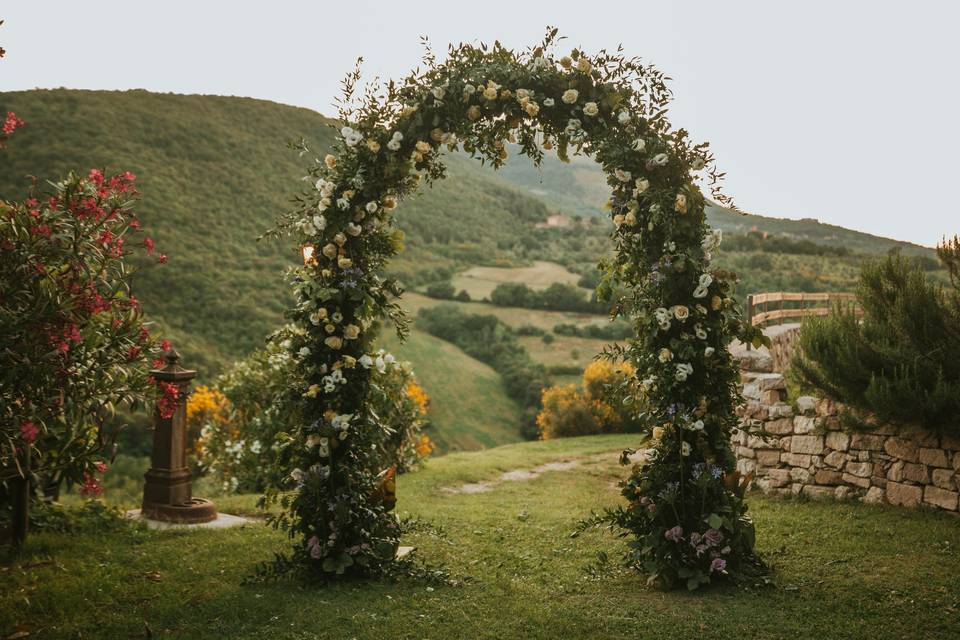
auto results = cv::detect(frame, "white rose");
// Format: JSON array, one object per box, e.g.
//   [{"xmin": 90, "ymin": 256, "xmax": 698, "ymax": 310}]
[
  {"xmin": 313, "ymin": 215, "xmax": 326, "ymax": 230},
  {"xmin": 543, "ymin": 97, "xmax": 555, "ymax": 107},
  {"xmin": 681, "ymin": 441, "xmax": 692, "ymax": 456},
  {"xmin": 562, "ymin": 89, "xmax": 579, "ymax": 104},
  {"xmin": 346, "ymin": 223, "xmax": 362, "ymax": 237},
  {"xmin": 463, "ymin": 83, "xmax": 476, "ymax": 95},
  {"xmin": 431, "ymin": 86, "xmax": 446, "ymax": 100},
  {"xmin": 618, "ymin": 111, "xmax": 631, "ymax": 124},
  {"xmin": 298, "ymin": 347, "xmax": 310, "ymax": 357},
  {"xmin": 365, "ymin": 201, "xmax": 378, "ymax": 214},
  {"xmin": 705, "ymin": 346, "xmax": 716, "ymax": 357},
  {"xmin": 652, "ymin": 153, "xmax": 669, "ymax": 166},
  {"xmin": 634, "ymin": 178, "xmax": 650, "ymax": 195},
  {"xmin": 583, "ymin": 102, "xmax": 599, "ymax": 116},
  {"xmin": 632, "ymin": 138, "xmax": 646, "ymax": 152}
]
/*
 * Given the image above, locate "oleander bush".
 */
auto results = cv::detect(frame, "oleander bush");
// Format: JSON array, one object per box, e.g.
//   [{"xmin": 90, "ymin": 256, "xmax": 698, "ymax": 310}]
[{"xmin": 793, "ymin": 243, "xmax": 960, "ymax": 432}]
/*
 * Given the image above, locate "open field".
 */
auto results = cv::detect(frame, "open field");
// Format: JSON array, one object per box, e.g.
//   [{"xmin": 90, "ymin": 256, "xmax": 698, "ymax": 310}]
[
  {"xmin": 5, "ymin": 434, "xmax": 960, "ymax": 640},
  {"xmin": 380, "ymin": 329, "xmax": 525, "ymax": 452},
  {"xmin": 450, "ymin": 260, "xmax": 585, "ymax": 300}
]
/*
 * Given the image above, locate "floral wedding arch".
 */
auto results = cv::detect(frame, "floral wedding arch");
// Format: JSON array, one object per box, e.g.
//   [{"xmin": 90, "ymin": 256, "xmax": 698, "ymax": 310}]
[{"xmin": 267, "ymin": 30, "xmax": 764, "ymax": 589}]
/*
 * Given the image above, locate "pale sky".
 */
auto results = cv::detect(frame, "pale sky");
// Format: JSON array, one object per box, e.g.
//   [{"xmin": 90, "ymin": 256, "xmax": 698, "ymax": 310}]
[{"xmin": 2, "ymin": 1, "xmax": 957, "ymax": 247}]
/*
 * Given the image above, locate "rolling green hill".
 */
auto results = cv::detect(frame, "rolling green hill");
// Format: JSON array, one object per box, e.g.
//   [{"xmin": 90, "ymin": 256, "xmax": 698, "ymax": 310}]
[{"xmin": 0, "ymin": 89, "xmax": 549, "ymax": 376}]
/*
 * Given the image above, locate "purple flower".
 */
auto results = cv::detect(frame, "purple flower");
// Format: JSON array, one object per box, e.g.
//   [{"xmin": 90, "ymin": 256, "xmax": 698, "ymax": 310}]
[
  {"xmin": 307, "ymin": 535, "xmax": 323, "ymax": 560},
  {"xmin": 664, "ymin": 525, "xmax": 683, "ymax": 543},
  {"xmin": 704, "ymin": 528, "xmax": 724, "ymax": 547},
  {"xmin": 710, "ymin": 557, "xmax": 727, "ymax": 573},
  {"xmin": 710, "ymin": 465, "xmax": 724, "ymax": 480}
]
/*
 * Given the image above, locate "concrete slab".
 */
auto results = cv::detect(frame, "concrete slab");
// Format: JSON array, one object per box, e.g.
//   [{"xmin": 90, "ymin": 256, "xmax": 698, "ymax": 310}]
[{"xmin": 125, "ymin": 509, "xmax": 252, "ymax": 531}]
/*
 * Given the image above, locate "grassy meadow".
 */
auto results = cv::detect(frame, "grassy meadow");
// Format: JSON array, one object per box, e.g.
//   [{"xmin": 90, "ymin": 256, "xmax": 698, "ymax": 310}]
[
  {"xmin": 4, "ymin": 435, "xmax": 960, "ymax": 640},
  {"xmin": 451, "ymin": 260, "xmax": 585, "ymax": 300}
]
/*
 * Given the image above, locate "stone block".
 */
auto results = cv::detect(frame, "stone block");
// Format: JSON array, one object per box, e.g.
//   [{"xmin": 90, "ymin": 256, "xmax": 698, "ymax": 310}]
[
  {"xmin": 883, "ymin": 438, "xmax": 920, "ymax": 462},
  {"xmin": 850, "ymin": 433, "xmax": 886, "ymax": 451},
  {"xmin": 954, "ymin": 452, "xmax": 960, "ymax": 472},
  {"xmin": 825, "ymin": 431, "xmax": 850, "ymax": 452},
  {"xmin": 863, "ymin": 486, "xmax": 885, "ymax": 504},
  {"xmin": 736, "ymin": 458, "xmax": 757, "ymax": 476},
  {"xmin": 918, "ymin": 447, "xmax": 950, "ymax": 468},
  {"xmin": 790, "ymin": 483, "xmax": 804, "ymax": 495},
  {"xmin": 782, "ymin": 453, "xmax": 812, "ymax": 468},
  {"xmin": 756, "ymin": 450, "xmax": 782, "ymax": 467},
  {"xmin": 886, "ymin": 481, "xmax": 923, "ymax": 507},
  {"xmin": 747, "ymin": 435, "xmax": 770, "ymax": 449},
  {"xmin": 761, "ymin": 389, "xmax": 783, "ymax": 404},
  {"xmin": 755, "ymin": 373, "xmax": 787, "ymax": 390},
  {"xmin": 940, "ymin": 433, "xmax": 960, "ymax": 451},
  {"xmin": 815, "ymin": 469, "xmax": 843, "ymax": 485},
  {"xmin": 768, "ymin": 403, "xmax": 794, "ymax": 419},
  {"xmin": 792, "ymin": 435, "xmax": 825, "ymax": 455},
  {"xmin": 834, "ymin": 486, "xmax": 854, "ymax": 501},
  {"xmin": 790, "ymin": 467, "xmax": 811, "ymax": 483},
  {"xmin": 824, "ymin": 450, "xmax": 848, "ymax": 469},
  {"xmin": 766, "ymin": 468, "xmax": 792, "ymax": 488},
  {"xmin": 932, "ymin": 469, "xmax": 956, "ymax": 491},
  {"xmin": 887, "ymin": 460, "xmax": 904, "ymax": 482},
  {"xmin": 841, "ymin": 473, "xmax": 871, "ymax": 489},
  {"xmin": 815, "ymin": 397, "xmax": 836, "ymax": 417},
  {"xmin": 902, "ymin": 463, "xmax": 930, "ymax": 484},
  {"xmin": 811, "ymin": 455, "xmax": 824, "ymax": 468},
  {"xmin": 764, "ymin": 418, "xmax": 795, "ymax": 435},
  {"xmin": 857, "ymin": 450, "xmax": 871, "ymax": 462},
  {"xmin": 845, "ymin": 461, "xmax": 873, "ymax": 478},
  {"xmin": 794, "ymin": 416, "xmax": 817, "ymax": 435},
  {"xmin": 736, "ymin": 446, "xmax": 755, "ymax": 459},
  {"xmin": 898, "ymin": 424, "xmax": 940, "ymax": 448},
  {"xmin": 802, "ymin": 485, "xmax": 835, "ymax": 500},
  {"xmin": 923, "ymin": 485, "xmax": 959, "ymax": 511},
  {"xmin": 780, "ymin": 437, "xmax": 792, "ymax": 452},
  {"xmin": 795, "ymin": 395, "xmax": 817, "ymax": 415},
  {"xmin": 737, "ymin": 350, "xmax": 774, "ymax": 373}
]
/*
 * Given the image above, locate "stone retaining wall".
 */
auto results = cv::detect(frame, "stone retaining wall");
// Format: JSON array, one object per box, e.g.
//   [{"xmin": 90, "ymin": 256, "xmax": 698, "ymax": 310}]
[{"xmin": 733, "ymin": 370, "xmax": 960, "ymax": 512}]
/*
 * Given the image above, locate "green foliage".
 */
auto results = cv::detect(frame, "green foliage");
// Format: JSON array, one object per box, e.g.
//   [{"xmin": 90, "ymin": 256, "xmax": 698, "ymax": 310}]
[
  {"xmin": 554, "ymin": 320, "xmax": 633, "ymax": 340},
  {"xmin": 793, "ymin": 251, "xmax": 960, "ymax": 432},
  {"xmin": 417, "ymin": 305, "xmax": 550, "ymax": 439},
  {"xmin": 490, "ymin": 280, "xmax": 604, "ymax": 313},
  {"xmin": 0, "ymin": 169, "xmax": 165, "ymax": 513},
  {"xmin": 194, "ymin": 334, "xmax": 432, "ymax": 494},
  {"xmin": 424, "ymin": 280, "xmax": 456, "ymax": 300}
]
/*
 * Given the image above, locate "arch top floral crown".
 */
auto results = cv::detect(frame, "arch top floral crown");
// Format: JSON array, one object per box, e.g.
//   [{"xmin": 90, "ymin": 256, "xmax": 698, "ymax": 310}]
[{"xmin": 263, "ymin": 28, "xmax": 765, "ymax": 589}]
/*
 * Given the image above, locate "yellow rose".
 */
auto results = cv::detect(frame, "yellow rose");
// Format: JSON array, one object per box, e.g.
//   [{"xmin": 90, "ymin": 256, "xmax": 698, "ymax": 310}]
[
  {"xmin": 321, "ymin": 243, "xmax": 337, "ymax": 259},
  {"xmin": 400, "ymin": 104, "xmax": 418, "ymax": 118},
  {"xmin": 305, "ymin": 384, "xmax": 320, "ymax": 398},
  {"xmin": 652, "ymin": 426, "xmax": 665, "ymax": 440},
  {"xmin": 382, "ymin": 195, "xmax": 397, "ymax": 210},
  {"xmin": 337, "ymin": 256, "xmax": 353, "ymax": 269},
  {"xmin": 560, "ymin": 56, "xmax": 573, "ymax": 69},
  {"xmin": 483, "ymin": 87, "xmax": 498, "ymax": 100},
  {"xmin": 430, "ymin": 128, "xmax": 444, "ymax": 142},
  {"xmin": 525, "ymin": 102, "xmax": 540, "ymax": 117},
  {"xmin": 334, "ymin": 232, "xmax": 347, "ymax": 246},
  {"xmin": 415, "ymin": 140, "xmax": 432, "ymax": 153},
  {"xmin": 366, "ymin": 139, "xmax": 380, "ymax": 153},
  {"xmin": 613, "ymin": 214, "xmax": 625, "ymax": 227},
  {"xmin": 324, "ymin": 154, "xmax": 337, "ymax": 169},
  {"xmin": 624, "ymin": 211, "xmax": 637, "ymax": 226},
  {"xmin": 711, "ymin": 295, "xmax": 722, "ymax": 311},
  {"xmin": 576, "ymin": 58, "xmax": 592, "ymax": 73}
]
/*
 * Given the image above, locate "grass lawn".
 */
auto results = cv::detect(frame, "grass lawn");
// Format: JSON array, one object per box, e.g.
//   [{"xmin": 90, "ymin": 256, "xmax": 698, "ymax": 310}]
[
  {"xmin": 4, "ymin": 434, "xmax": 960, "ymax": 639},
  {"xmin": 451, "ymin": 260, "xmax": 584, "ymax": 301}
]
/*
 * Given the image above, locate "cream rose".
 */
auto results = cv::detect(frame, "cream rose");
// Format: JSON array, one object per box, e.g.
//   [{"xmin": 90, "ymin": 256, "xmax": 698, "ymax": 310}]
[
  {"xmin": 576, "ymin": 58, "xmax": 592, "ymax": 73},
  {"xmin": 673, "ymin": 305, "xmax": 690, "ymax": 321},
  {"xmin": 562, "ymin": 89, "xmax": 579, "ymax": 104},
  {"xmin": 337, "ymin": 256, "xmax": 353, "ymax": 269},
  {"xmin": 324, "ymin": 336, "xmax": 343, "ymax": 350},
  {"xmin": 324, "ymin": 154, "xmax": 337, "ymax": 170},
  {"xmin": 343, "ymin": 324, "xmax": 360, "ymax": 340},
  {"xmin": 583, "ymin": 102, "xmax": 599, "ymax": 116}
]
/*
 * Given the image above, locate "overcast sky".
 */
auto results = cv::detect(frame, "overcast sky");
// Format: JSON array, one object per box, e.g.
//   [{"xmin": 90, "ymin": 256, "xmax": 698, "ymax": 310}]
[{"xmin": 2, "ymin": 1, "xmax": 957, "ymax": 247}]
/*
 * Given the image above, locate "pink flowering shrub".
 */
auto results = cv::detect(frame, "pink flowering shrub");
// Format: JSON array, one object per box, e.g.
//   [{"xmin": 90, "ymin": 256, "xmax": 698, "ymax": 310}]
[{"xmin": 1, "ymin": 168, "xmax": 167, "ymax": 513}]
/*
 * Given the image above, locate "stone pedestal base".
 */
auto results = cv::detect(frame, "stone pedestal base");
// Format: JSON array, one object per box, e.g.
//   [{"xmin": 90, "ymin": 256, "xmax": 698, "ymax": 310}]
[{"xmin": 140, "ymin": 497, "xmax": 218, "ymax": 524}]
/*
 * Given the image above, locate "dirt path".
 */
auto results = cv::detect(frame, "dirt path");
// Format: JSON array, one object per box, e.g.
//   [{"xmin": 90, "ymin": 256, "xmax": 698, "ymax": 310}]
[{"xmin": 440, "ymin": 449, "xmax": 648, "ymax": 495}]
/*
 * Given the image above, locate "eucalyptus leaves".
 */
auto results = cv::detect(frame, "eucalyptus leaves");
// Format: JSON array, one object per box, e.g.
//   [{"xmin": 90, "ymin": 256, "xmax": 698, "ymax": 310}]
[{"xmin": 270, "ymin": 29, "xmax": 763, "ymax": 587}]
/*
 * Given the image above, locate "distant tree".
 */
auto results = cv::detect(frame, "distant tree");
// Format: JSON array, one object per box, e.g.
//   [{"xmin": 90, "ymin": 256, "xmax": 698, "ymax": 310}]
[
  {"xmin": 454, "ymin": 289, "xmax": 471, "ymax": 302},
  {"xmin": 425, "ymin": 281, "xmax": 456, "ymax": 300}
]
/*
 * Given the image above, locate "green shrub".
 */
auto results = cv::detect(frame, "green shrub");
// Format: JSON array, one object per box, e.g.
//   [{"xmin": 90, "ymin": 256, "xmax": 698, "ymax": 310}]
[
  {"xmin": 424, "ymin": 281, "xmax": 456, "ymax": 300},
  {"xmin": 541, "ymin": 333, "xmax": 556, "ymax": 344},
  {"xmin": 792, "ymin": 248, "xmax": 960, "ymax": 432}
]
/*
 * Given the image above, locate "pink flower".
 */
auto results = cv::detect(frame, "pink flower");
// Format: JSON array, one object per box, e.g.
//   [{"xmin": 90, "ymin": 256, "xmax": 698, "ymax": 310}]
[
  {"xmin": 710, "ymin": 557, "xmax": 727, "ymax": 573},
  {"xmin": 307, "ymin": 535, "xmax": 323, "ymax": 559},
  {"xmin": 664, "ymin": 525, "xmax": 683, "ymax": 543},
  {"xmin": 20, "ymin": 421, "xmax": 39, "ymax": 444}
]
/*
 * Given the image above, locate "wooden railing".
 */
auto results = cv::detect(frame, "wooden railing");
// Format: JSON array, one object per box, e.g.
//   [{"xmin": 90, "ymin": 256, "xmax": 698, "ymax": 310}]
[{"xmin": 745, "ymin": 291, "xmax": 860, "ymax": 327}]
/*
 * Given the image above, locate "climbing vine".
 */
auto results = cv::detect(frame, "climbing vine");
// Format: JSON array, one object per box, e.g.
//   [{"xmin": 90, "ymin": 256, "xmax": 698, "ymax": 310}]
[{"xmin": 267, "ymin": 29, "xmax": 765, "ymax": 587}]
